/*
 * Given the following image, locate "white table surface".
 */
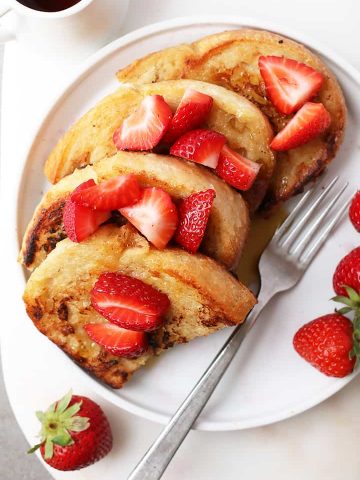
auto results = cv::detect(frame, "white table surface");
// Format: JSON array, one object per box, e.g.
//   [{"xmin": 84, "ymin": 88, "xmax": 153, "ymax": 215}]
[{"xmin": 2, "ymin": 0, "xmax": 360, "ymax": 479}]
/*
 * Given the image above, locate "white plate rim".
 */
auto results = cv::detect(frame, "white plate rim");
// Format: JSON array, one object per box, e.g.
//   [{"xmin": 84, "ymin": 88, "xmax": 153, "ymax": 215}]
[{"xmin": 14, "ymin": 15, "xmax": 360, "ymax": 431}]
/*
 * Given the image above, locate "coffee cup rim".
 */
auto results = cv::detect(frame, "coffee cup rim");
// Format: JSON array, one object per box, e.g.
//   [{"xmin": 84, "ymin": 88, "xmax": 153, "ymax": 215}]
[{"xmin": 9, "ymin": 0, "xmax": 93, "ymax": 18}]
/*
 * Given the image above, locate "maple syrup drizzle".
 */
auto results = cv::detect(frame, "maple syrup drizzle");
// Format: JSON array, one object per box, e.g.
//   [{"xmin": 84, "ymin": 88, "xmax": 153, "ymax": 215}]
[{"xmin": 236, "ymin": 207, "xmax": 288, "ymax": 288}]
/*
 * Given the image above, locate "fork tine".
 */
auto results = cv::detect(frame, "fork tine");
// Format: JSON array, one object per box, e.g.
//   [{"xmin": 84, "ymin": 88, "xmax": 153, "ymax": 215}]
[
  {"xmin": 300, "ymin": 198, "xmax": 350, "ymax": 265},
  {"xmin": 279, "ymin": 176, "xmax": 339, "ymax": 248},
  {"xmin": 289, "ymin": 182, "xmax": 349, "ymax": 255},
  {"xmin": 274, "ymin": 189, "xmax": 312, "ymax": 239}
]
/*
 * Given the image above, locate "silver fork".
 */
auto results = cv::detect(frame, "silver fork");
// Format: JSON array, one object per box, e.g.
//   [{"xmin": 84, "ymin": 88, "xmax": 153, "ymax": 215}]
[{"xmin": 128, "ymin": 176, "xmax": 350, "ymax": 480}]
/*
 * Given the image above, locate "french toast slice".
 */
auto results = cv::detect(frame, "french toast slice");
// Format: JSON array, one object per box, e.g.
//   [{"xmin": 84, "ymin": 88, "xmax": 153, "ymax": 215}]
[
  {"xmin": 116, "ymin": 29, "xmax": 346, "ymax": 208},
  {"xmin": 20, "ymin": 151, "xmax": 249, "ymax": 271},
  {"xmin": 23, "ymin": 224, "xmax": 256, "ymax": 388},
  {"xmin": 44, "ymin": 79, "xmax": 274, "ymax": 210}
]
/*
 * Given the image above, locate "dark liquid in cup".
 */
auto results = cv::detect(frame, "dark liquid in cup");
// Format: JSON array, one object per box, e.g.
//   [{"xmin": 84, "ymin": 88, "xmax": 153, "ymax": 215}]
[{"xmin": 17, "ymin": 0, "xmax": 81, "ymax": 12}]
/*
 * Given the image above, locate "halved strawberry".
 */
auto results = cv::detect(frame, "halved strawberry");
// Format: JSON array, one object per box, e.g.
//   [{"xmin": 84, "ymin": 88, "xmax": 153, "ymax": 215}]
[
  {"xmin": 258, "ymin": 55, "xmax": 324, "ymax": 114},
  {"xmin": 119, "ymin": 187, "xmax": 178, "ymax": 249},
  {"xmin": 63, "ymin": 180, "xmax": 110, "ymax": 242},
  {"xmin": 170, "ymin": 129, "xmax": 226, "ymax": 169},
  {"xmin": 113, "ymin": 95, "xmax": 172, "ymax": 151},
  {"xmin": 162, "ymin": 89, "xmax": 213, "ymax": 144},
  {"xmin": 270, "ymin": 102, "xmax": 331, "ymax": 151},
  {"xmin": 216, "ymin": 145, "xmax": 261, "ymax": 191},
  {"xmin": 84, "ymin": 323, "xmax": 148, "ymax": 358},
  {"xmin": 71, "ymin": 174, "xmax": 142, "ymax": 211},
  {"xmin": 91, "ymin": 273, "xmax": 170, "ymax": 331},
  {"xmin": 175, "ymin": 189, "xmax": 215, "ymax": 254}
]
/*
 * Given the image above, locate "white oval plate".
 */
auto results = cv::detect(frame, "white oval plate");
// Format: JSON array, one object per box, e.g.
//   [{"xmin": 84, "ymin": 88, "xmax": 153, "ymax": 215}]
[{"xmin": 16, "ymin": 16, "xmax": 360, "ymax": 431}]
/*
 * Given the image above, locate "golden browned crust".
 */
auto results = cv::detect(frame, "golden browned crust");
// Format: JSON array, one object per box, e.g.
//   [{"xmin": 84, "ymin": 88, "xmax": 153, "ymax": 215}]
[
  {"xmin": 23, "ymin": 224, "xmax": 256, "ymax": 388},
  {"xmin": 43, "ymin": 79, "xmax": 274, "ymax": 210},
  {"xmin": 20, "ymin": 151, "xmax": 250, "ymax": 271},
  {"xmin": 21, "ymin": 198, "xmax": 68, "ymax": 269},
  {"xmin": 117, "ymin": 28, "xmax": 347, "ymax": 208}
]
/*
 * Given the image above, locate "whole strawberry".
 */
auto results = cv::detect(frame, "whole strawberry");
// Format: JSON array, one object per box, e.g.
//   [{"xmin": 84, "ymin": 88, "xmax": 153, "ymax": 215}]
[
  {"xmin": 293, "ymin": 313, "xmax": 356, "ymax": 377},
  {"xmin": 349, "ymin": 191, "xmax": 360, "ymax": 232},
  {"xmin": 29, "ymin": 391, "xmax": 112, "ymax": 471},
  {"xmin": 333, "ymin": 246, "xmax": 360, "ymax": 297}
]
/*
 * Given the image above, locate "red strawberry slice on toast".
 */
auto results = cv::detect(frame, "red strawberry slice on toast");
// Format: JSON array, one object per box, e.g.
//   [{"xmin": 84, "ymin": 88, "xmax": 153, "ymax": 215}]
[
  {"xmin": 71, "ymin": 174, "xmax": 142, "ymax": 211},
  {"xmin": 162, "ymin": 88, "xmax": 213, "ymax": 144},
  {"xmin": 216, "ymin": 145, "xmax": 261, "ymax": 191},
  {"xmin": 175, "ymin": 189, "xmax": 215, "ymax": 254},
  {"xmin": 63, "ymin": 180, "xmax": 110, "ymax": 242},
  {"xmin": 258, "ymin": 55, "xmax": 324, "ymax": 115},
  {"xmin": 113, "ymin": 95, "xmax": 172, "ymax": 151},
  {"xmin": 119, "ymin": 187, "xmax": 178, "ymax": 249},
  {"xmin": 170, "ymin": 128, "xmax": 226, "ymax": 168},
  {"xmin": 84, "ymin": 323, "xmax": 148, "ymax": 358},
  {"xmin": 91, "ymin": 273, "xmax": 170, "ymax": 331},
  {"xmin": 270, "ymin": 102, "xmax": 331, "ymax": 151}
]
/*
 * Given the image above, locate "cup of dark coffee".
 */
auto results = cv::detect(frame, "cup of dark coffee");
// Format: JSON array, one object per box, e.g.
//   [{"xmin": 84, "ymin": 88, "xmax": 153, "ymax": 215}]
[
  {"xmin": 0, "ymin": 0, "xmax": 129, "ymax": 58},
  {"xmin": 15, "ymin": 1, "xmax": 82, "ymax": 12}
]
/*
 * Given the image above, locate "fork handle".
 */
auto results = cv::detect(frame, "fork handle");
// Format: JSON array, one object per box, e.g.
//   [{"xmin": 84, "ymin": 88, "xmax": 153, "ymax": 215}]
[{"xmin": 127, "ymin": 300, "xmax": 266, "ymax": 480}]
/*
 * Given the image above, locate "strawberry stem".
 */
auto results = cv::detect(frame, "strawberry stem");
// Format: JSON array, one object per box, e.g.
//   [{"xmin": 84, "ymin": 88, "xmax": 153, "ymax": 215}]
[{"xmin": 27, "ymin": 443, "xmax": 42, "ymax": 454}]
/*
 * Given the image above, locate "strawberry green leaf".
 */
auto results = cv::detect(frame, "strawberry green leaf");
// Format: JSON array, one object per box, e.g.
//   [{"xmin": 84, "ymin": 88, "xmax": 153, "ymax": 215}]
[
  {"xmin": 332, "ymin": 295, "xmax": 354, "ymax": 307},
  {"xmin": 44, "ymin": 438, "xmax": 54, "ymax": 460},
  {"xmin": 60, "ymin": 401, "xmax": 82, "ymax": 420},
  {"xmin": 35, "ymin": 411, "xmax": 45, "ymax": 422},
  {"xmin": 56, "ymin": 390, "xmax": 73, "ymax": 414},
  {"xmin": 335, "ymin": 307, "xmax": 352, "ymax": 315},
  {"xmin": 344, "ymin": 286, "xmax": 360, "ymax": 304},
  {"xmin": 65, "ymin": 415, "xmax": 90, "ymax": 432},
  {"xmin": 52, "ymin": 432, "xmax": 73, "ymax": 447}
]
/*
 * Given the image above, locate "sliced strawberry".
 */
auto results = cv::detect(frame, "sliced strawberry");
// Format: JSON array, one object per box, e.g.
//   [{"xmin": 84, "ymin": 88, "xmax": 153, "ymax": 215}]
[
  {"xmin": 175, "ymin": 189, "xmax": 215, "ymax": 254},
  {"xmin": 215, "ymin": 145, "xmax": 261, "ymax": 191},
  {"xmin": 91, "ymin": 273, "xmax": 170, "ymax": 331},
  {"xmin": 113, "ymin": 95, "xmax": 172, "ymax": 151},
  {"xmin": 162, "ymin": 89, "xmax": 213, "ymax": 144},
  {"xmin": 71, "ymin": 179, "xmax": 96, "ymax": 192},
  {"xmin": 63, "ymin": 180, "xmax": 110, "ymax": 242},
  {"xmin": 270, "ymin": 102, "xmax": 331, "ymax": 151},
  {"xmin": 258, "ymin": 55, "xmax": 324, "ymax": 114},
  {"xmin": 119, "ymin": 187, "xmax": 178, "ymax": 249},
  {"xmin": 71, "ymin": 174, "xmax": 142, "ymax": 211},
  {"xmin": 170, "ymin": 129, "xmax": 226, "ymax": 169},
  {"xmin": 84, "ymin": 323, "xmax": 148, "ymax": 358}
]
